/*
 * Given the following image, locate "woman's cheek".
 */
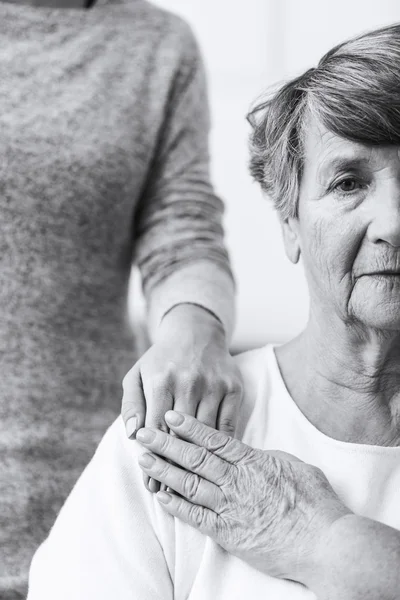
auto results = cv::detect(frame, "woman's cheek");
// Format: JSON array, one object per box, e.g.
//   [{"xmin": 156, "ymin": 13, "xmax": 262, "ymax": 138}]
[
  {"xmin": 301, "ymin": 216, "xmax": 336, "ymax": 293},
  {"xmin": 304, "ymin": 211, "xmax": 357, "ymax": 295}
]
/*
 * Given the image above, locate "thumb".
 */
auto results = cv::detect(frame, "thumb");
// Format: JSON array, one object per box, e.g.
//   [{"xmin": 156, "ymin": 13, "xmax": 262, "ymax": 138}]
[{"xmin": 121, "ymin": 362, "xmax": 146, "ymax": 439}]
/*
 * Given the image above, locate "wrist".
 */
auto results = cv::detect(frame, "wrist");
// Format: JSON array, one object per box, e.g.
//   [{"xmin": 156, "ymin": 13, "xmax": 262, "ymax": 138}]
[
  {"xmin": 303, "ymin": 513, "xmax": 355, "ymax": 594},
  {"xmin": 162, "ymin": 303, "xmax": 224, "ymax": 327},
  {"xmin": 293, "ymin": 503, "xmax": 352, "ymax": 591},
  {"xmin": 305, "ymin": 514, "xmax": 400, "ymax": 600},
  {"xmin": 156, "ymin": 303, "xmax": 226, "ymax": 342}
]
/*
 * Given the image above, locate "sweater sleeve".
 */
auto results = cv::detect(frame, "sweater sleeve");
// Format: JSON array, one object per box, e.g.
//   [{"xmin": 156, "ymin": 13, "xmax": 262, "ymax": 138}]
[
  {"xmin": 27, "ymin": 418, "xmax": 175, "ymax": 600},
  {"xmin": 132, "ymin": 22, "xmax": 235, "ymax": 342}
]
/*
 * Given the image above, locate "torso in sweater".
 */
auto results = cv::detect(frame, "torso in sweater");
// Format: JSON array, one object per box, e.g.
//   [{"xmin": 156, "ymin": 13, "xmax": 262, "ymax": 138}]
[{"xmin": 0, "ymin": 1, "xmax": 224, "ymax": 595}]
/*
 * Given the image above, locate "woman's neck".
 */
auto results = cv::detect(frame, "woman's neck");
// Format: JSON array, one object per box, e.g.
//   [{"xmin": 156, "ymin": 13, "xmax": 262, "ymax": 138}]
[{"xmin": 276, "ymin": 317, "xmax": 400, "ymax": 446}]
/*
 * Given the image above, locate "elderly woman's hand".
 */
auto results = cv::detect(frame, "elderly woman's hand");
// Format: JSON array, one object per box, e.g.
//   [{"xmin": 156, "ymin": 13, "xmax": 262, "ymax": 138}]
[
  {"xmin": 121, "ymin": 304, "xmax": 243, "ymax": 493},
  {"xmin": 136, "ymin": 411, "xmax": 351, "ymax": 585}
]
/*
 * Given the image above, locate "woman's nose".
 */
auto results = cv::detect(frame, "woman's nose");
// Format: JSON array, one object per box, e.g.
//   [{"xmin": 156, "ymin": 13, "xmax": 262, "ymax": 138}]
[{"xmin": 367, "ymin": 188, "xmax": 400, "ymax": 247}]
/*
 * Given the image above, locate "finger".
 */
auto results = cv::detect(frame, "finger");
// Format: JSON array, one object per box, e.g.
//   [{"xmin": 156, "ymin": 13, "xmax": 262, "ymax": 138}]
[
  {"xmin": 142, "ymin": 469, "xmax": 163, "ymax": 494},
  {"xmin": 168, "ymin": 374, "xmax": 204, "ymax": 455},
  {"xmin": 144, "ymin": 387, "xmax": 174, "ymax": 432},
  {"xmin": 165, "ymin": 411, "xmax": 253, "ymax": 464},
  {"xmin": 156, "ymin": 491, "xmax": 217, "ymax": 538},
  {"xmin": 147, "ymin": 382, "xmax": 176, "ymax": 493},
  {"xmin": 195, "ymin": 394, "xmax": 221, "ymax": 429},
  {"xmin": 138, "ymin": 452, "xmax": 224, "ymax": 511},
  {"xmin": 216, "ymin": 391, "xmax": 242, "ymax": 438},
  {"xmin": 141, "ymin": 373, "xmax": 175, "ymax": 433},
  {"xmin": 121, "ymin": 363, "xmax": 146, "ymax": 439},
  {"xmin": 141, "ymin": 373, "xmax": 175, "ymax": 493},
  {"xmin": 171, "ymin": 372, "xmax": 204, "ymax": 430},
  {"xmin": 150, "ymin": 380, "xmax": 179, "ymax": 491},
  {"xmin": 136, "ymin": 427, "xmax": 230, "ymax": 486},
  {"xmin": 149, "ymin": 477, "xmax": 161, "ymax": 493},
  {"xmin": 142, "ymin": 472, "xmax": 153, "ymax": 493}
]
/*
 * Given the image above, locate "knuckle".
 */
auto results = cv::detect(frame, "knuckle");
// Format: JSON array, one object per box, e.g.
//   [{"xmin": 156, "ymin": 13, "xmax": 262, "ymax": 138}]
[
  {"xmin": 225, "ymin": 376, "xmax": 244, "ymax": 397},
  {"xmin": 121, "ymin": 396, "xmax": 137, "ymax": 410},
  {"xmin": 310, "ymin": 465, "xmax": 329, "ymax": 484},
  {"xmin": 264, "ymin": 452, "xmax": 279, "ymax": 471},
  {"xmin": 151, "ymin": 374, "xmax": 166, "ymax": 392},
  {"xmin": 186, "ymin": 417, "xmax": 202, "ymax": 437},
  {"xmin": 151, "ymin": 377, "xmax": 174, "ymax": 401},
  {"xmin": 219, "ymin": 418, "xmax": 235, "ymax": 435},
  {"xmin": 234, "ymin": 380, "xmax": 244, "ymax": 398},
  {"xmin": 221, "ymin": 461, "xmax": 234, "ymax": 485},
  {"xmin": 204, "ymin": 371, "xmax": 223, "ymax": 388},
  {"xmin": 121, "ymin": 403, "xmax": 139, "ymax": 421},
  {"xmin": 188, "ymin": 504, "xmax": 204, "ymax": 528},
  {"xmin": 156, "ymin": 461, "xmax": 170, "ymax": 479},
  {"xmin": 159, "ymin": 434, "xmax": 171, "ymax": 454},
  {"xmin": 164, "ymin": 361, "xmax": 178, "ymax": 378},
  {"xmin": 152, "ymin": 364, "xmax": 177, "ymax": 388},
  {"xmin": 207, "ymin": 431, "xmax": 230, "ymax": 453},
  {"xmin": 180, "ymin": 369, "xmax": 195, "ymax": 384},
  {"xmin": 180, "ymin": 370, "xmax": 205, "ymax": 392},
  {"xmin": 187, "ymin": 447, "xmax": 209, "ymax": 471},
  {"xmin": 183, "ymin": 472, "xmax": 201, "ymax": 501}
]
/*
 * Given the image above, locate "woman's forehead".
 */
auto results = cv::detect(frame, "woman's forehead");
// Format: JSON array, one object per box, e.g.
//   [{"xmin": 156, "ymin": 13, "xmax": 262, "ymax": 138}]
[{"xmin": 303, "ymin": 118, "xmax": 400, "ymax": 181}]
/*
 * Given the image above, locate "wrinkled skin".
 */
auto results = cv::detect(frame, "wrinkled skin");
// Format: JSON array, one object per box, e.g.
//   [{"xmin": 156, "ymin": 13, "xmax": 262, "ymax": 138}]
[{"xmin": 137, "ymin": 411, "xmax": 350, "ymax": 584}]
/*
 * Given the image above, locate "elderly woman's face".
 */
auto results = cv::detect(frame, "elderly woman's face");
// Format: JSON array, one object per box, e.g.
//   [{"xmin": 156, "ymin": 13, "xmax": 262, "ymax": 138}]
[{"xmin": 284, "ymin": 117, "xmax": 400, "ymax": 330}]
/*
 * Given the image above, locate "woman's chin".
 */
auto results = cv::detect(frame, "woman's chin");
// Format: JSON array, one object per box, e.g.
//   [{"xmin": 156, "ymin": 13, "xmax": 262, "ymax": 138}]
[
  {"xmin": 352, "ymin": 306, "xmax": 400, "ymax": 332},
  {"xmin": 350, "ymin": 278, "xmax": 400, "ymax": 331}
]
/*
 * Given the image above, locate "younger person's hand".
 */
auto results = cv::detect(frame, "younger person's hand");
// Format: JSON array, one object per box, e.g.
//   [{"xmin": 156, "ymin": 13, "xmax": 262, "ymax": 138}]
[{"xmin": 121, "ymin": 304, "xmax": 243, "ymax": 493}]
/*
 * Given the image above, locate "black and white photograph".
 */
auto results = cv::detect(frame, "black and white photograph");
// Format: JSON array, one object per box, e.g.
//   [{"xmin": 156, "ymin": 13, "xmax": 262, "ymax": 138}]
[{"xmin": 1, "ymin": 0, "xmax": 400, "ymax": 598}]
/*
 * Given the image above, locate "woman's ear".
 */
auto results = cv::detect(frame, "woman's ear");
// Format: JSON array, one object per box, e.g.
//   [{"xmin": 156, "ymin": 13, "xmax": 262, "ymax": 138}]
[{"xmin": 281, "ymin": 217, "xmax": 301, "ymax": 264}]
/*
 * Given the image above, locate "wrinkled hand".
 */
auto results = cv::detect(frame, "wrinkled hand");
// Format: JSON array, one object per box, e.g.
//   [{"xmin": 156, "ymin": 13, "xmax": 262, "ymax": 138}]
[
  {"xmin": 136, "ymin": 411, "xmax": 351, "ymax": 585},
  {"xmin": 121, "ymin": 304, "xmax": 243, "ymax": 493}
]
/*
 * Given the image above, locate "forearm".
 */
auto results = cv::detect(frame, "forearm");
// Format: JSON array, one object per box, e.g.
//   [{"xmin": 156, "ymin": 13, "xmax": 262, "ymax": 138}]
[
  {"xmin": 133, "ymin": 28, "xmax": 236, "ymax": 344},
  {"xmin": 146, "ymin": 260, "xmax": 235, "ymax": 344},
  {"xmin": 307, "ymin": 514, "xmax": 400, "ymax": 600}
]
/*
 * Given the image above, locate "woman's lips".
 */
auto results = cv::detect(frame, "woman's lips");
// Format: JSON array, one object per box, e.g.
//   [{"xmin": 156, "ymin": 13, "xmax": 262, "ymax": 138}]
[{"xmin": 360, "ymin": 271, "xmax": 400, "ymax": 276}]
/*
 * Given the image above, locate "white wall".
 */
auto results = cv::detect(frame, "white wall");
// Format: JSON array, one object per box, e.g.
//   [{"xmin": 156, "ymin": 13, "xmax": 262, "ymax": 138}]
[{"xmin": 130, "ymin": 0, "xmax": 400, "ymax": 351}]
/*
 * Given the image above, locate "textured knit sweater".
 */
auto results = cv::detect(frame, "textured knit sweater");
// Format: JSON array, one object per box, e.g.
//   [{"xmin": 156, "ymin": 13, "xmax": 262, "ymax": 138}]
[
  {"xmin": 0, "ymin": 1, "xmax": 235, "ymax": 597},
  {"xmin": 27, "ymin": 345, "xmax": 400, "ymax": 599}
]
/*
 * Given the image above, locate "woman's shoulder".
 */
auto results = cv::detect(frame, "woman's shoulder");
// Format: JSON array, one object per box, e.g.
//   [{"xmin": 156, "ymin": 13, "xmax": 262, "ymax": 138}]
[
  {"xmin": 233, "ymin": 343, "xmax": 273, "ymax": 392},
  {"xmin": 233, "ymin": 343, "xmax": 271, "ymax": 369},
  {"xmin": 232, "ymin": 344, "xmax": 275, "ymax": 443}
]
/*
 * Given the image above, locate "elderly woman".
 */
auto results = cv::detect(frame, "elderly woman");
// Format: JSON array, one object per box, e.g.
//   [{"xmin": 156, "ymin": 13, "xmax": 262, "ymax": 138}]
[{"xmin": 28, "ymin": 23, "xmax": 400, "ymax": 600}]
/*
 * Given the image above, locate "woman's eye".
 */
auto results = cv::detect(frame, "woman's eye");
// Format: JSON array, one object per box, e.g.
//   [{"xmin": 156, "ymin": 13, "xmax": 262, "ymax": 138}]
[{"xmin": 334, "ymin": 178, "xmax": 362, "ymax": 194}]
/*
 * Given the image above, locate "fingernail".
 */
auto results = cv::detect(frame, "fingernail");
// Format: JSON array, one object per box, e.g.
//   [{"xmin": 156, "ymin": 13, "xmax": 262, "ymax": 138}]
[
  {"xmin": 165, "ymin": 411, "xmax": 184, "ymax": 426},
  {"xmin": 157, "ymin": 491, "xmax": 172, "ymax": 504},
  {"xmin": 136, "ymin": 428, "xmax": 156, "ymax": 443},
  {"xmin": 126, "ymin": 416, "xmax": 138, "ymax": 440},
  {"xmin": 138, "ymin": 454, "xmax": 156, "ymax": 468},
  {"xmin": 149, "ymin": 478, "xmax": 160, "ymax": 493}
]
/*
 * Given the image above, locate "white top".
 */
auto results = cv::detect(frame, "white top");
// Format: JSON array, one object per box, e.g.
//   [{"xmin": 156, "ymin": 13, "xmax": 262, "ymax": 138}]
[{"xmin": 27, "ymin": 345, "xmax": 400, "ymax": 600}]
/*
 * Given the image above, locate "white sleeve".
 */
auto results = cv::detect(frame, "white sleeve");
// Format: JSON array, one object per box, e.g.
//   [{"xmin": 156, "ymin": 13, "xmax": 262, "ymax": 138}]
[{"xmin": 27, "ymin": 417, "xmax": 175, "ymax": 600}]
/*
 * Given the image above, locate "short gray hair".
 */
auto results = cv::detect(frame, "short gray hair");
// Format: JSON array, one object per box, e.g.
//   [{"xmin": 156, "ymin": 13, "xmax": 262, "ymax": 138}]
[{"xmin": 248, "ymin": 24, "xmax": 400, "ymax": 219}]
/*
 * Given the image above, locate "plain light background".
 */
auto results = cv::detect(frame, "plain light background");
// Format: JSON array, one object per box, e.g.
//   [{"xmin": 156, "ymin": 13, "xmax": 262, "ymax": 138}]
[{"xmin": 129, "ymin": 0, "xmax": 400, "ymax": 351}]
